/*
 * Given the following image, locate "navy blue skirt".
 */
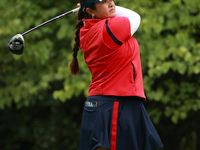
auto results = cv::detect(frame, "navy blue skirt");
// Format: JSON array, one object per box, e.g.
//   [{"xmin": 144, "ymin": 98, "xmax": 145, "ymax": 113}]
[{"xmin": 79, "ymin": 96, "xmax": 163, "ymax": 150}]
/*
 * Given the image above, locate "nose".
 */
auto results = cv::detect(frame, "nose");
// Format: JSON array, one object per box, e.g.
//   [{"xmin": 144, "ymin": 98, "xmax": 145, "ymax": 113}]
[{"xmin": 109, "ymin": 0, "xmax": 115, "ymax": 7}]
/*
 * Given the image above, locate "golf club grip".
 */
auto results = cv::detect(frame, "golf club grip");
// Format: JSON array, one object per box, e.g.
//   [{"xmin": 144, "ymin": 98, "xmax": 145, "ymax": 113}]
[{"xmin": 22, "ymin": 7, "xmax": 80, "ymax": 36}]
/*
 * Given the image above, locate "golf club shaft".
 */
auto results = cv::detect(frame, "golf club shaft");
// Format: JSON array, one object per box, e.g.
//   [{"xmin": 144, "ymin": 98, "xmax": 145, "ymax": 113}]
[{"xmin": 22, "ymin": 7, "xmax": 79, "ymax": 36}]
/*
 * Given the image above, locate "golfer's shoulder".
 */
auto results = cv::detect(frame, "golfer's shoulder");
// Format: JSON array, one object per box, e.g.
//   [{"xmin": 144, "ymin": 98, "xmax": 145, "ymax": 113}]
[
  {"xmin": 106, "ymin": 16, "xmax": 130, "ymax": 30},
  {"xmin": 104, "ymin": 17, "xmax": 131, "ymax": 43}
]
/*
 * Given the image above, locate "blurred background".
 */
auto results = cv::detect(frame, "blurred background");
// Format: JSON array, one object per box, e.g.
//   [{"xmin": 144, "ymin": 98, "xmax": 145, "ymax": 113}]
[{"xmin": 0, "ymin": 0, "xmax": 200, "ymax": 149}]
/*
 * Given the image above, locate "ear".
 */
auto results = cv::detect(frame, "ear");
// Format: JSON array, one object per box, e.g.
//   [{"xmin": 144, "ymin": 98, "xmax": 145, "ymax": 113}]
[{"xmin": 86, "ymin": 8, "xmax": 95, "ymax": 16}]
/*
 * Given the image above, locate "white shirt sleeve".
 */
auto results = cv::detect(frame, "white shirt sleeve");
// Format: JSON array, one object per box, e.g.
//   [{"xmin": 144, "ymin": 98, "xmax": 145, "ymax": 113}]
[{"xmin": 115, "ymin": 6, "xmax": 141, "ymax": 36}]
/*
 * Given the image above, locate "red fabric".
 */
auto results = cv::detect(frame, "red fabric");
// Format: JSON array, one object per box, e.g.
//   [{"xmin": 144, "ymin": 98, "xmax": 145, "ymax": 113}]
[
  {"xmin": 103, "ymin": 17, "xmax": 131, "ymax": 48},
  {"xmin": 80, "ymin": 17, "xmax": 146, "ymax": 99},
  {"xmin": 111, "ymin": 101, "xmax": 119, "ymax": 150}
]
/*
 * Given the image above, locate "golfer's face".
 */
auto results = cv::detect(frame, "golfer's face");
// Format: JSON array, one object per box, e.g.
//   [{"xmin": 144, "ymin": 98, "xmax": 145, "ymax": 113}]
[{"xmin": 93, "ymin": 0, "xmax": 116, "ymax": 19}]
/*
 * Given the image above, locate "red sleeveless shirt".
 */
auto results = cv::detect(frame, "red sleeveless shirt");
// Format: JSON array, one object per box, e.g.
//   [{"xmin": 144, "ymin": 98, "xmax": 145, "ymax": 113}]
[{"xmin": 80, "ymin": 17, "xmax": 146, "ymax": 99}]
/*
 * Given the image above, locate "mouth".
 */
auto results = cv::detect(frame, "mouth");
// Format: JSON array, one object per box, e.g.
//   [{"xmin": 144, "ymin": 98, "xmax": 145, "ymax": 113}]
[{"xmin": 109, "ymin": 8, "xmax": 115, "ymax": 13}]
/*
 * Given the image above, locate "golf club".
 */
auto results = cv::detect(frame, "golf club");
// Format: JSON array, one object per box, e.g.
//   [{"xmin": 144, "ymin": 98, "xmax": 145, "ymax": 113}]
[{"xmin": 7, "ymin": 7, "xmax": 79, "ymax": 55}]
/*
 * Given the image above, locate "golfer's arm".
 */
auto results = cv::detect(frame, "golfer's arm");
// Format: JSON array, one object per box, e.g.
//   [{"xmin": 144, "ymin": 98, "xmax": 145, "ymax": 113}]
[{"xmin": 115, "ymin": 6, "xmax": 141, "ymax": 35}]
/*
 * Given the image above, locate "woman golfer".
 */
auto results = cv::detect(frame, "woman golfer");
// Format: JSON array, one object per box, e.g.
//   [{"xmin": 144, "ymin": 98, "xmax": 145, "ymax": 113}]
[{"xmin": 70, "ymin": 0, "xmax": 164, "ymax": 149}]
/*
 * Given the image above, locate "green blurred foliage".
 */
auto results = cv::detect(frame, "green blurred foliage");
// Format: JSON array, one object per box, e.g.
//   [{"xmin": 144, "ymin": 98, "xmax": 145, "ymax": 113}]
[
  {"xmin": 0, "ymin": 0, "xmax": 91, "ymax": 110},
  {"xmin": 133, "ymin": 0, "xmax": 200, "ymax": 125},
  {"xmin": 0, "ymin": 0, "xmax": 200, "ymax": 149}
]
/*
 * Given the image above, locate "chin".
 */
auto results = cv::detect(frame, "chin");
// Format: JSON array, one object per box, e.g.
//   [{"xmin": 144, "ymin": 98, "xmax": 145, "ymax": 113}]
[{"xmin": 110, "ymin": 14, "xmax": 116, "ymax": 18}]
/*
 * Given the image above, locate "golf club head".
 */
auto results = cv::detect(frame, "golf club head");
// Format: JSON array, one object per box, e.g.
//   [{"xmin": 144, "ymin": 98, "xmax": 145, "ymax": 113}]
[{"xmin": 7, "ymin": 34, "xmax": 25, "ymax": 55}]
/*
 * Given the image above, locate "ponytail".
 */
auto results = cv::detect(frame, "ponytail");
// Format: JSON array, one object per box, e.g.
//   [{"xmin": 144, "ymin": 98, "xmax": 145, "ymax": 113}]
[
  {"xmin": 70, "ymin": 1, "xmax": 96, "ymax": 75},
  {"xmin": 70, "ymin": 8, "xmax": 85, "ymax": 75}
]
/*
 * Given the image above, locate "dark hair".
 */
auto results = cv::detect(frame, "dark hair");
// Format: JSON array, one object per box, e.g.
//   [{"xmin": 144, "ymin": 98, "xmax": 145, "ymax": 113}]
[{"xmin": 70, "ymin": 1, "xmax": 96, "ymax": 75}]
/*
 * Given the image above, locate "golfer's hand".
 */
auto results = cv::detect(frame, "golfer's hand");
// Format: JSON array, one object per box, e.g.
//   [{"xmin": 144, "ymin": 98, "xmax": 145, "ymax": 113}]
[{"xmin": 77, "ymin": 3, "xmax": 81, "ymax": 8}]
